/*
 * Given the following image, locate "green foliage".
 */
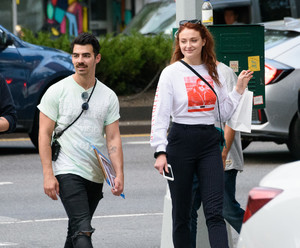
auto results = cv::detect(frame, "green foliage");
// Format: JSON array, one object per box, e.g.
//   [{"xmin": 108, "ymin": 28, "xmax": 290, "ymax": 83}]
[
  {"xmin": 21, "ymin": 29, "xmax": 173, "ymax": 95},
  {"xmin": 21, "ymin": 28, "xmax": 71, "ymax": 53},
  {"xmin": 97, "ymin": 32, "xmax": 173, "ymax": 95}
]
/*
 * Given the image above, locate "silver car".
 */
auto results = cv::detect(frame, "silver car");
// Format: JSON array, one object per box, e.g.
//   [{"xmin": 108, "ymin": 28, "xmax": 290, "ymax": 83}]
[{"xmin": 242, "ymin": 18, "xmax": 300, "ymax": 159}]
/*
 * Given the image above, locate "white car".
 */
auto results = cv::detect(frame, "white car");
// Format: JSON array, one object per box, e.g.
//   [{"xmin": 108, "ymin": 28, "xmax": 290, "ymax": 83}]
[
  {"xmin": 237, "ymin": 160, "xmax": 300, "ymax": 248},
  {"xmin": 242, "ymin": 18, "xmax": 300, "ymax": 159}
]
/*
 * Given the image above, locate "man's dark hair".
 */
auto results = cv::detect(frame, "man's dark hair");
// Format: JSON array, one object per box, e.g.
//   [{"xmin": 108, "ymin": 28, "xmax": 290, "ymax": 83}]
[
  {"xmin": 224, "ymin": 7, "xmax": 238, "ymax": 16},
  {"xmin": 71, "ymin": 33, "xmax": 100, "ymax": 56}
]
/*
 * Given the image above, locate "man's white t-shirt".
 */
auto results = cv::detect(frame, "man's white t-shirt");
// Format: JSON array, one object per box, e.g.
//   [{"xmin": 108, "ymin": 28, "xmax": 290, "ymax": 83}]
[{"xmin": 38, "ymin": 75, "xmax": 120, "ymax": 183}]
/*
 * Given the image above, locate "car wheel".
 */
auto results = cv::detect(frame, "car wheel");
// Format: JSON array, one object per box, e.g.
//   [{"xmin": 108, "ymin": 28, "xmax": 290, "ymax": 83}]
[
  {"xmin": 287, "ymin": 116, "xmax": 300, "ymax": 160},
  {"xmin": 29, "ymin": 110, "xmax": 40, "ymax": 149}
]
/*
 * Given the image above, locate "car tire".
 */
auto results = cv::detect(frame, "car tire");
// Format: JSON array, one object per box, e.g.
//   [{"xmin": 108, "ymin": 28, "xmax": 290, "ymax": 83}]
[
  {"xmin": 287, "ymin": 116, "xmax": 300, "ymax": 160},
  {"xmin": 29, "ymin": 110, "xmax": 39, "ymax": 150}
]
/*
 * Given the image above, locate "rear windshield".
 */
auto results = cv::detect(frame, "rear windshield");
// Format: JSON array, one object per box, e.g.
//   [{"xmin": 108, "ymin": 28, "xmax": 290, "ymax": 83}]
[{"xmin": 265, "ymin": 29, "xmax": 298, "ymax": 49}]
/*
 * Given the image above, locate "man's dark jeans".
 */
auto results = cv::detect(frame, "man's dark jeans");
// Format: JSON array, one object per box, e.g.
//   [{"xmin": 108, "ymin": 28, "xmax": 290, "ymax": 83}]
[
  {"xmin": 56, "ymin": 174, "xmax": 103, "ymax": 248},
  {"xmin": 223, "ymin": 169, "xmax": 245, "ymax": 233}
]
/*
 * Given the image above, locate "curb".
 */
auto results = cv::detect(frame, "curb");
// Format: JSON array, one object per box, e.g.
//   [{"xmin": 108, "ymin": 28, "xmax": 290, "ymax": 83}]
[{"xmin": 119, "ymin": 106, "xmax": 152, "ymax": 134}]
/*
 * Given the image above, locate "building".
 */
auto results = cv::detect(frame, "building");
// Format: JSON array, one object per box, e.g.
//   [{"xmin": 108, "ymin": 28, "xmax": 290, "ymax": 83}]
[{"xmin": 0, "ymin": 0, "xmax": 150, "ymax": 36}]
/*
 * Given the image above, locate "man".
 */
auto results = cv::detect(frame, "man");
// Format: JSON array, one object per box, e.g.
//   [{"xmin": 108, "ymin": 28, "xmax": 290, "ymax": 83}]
[
  {"xmin": 190, "ymin": 62, "xmax": 245, "ymax": 247},
  {"xmin": 38, "ymin": 33, "xmax": 124, "ymax": 248},
  {"xmin": 218, "ymin": 61, "xmax": 245, "ymax": 234},
  {"xmin": 224, "ymin": 8, "xmax": 240, "ymax": 25},
  {"xmin": 0, "ymin": 74, "xmax": 17, "ymax": 133}
]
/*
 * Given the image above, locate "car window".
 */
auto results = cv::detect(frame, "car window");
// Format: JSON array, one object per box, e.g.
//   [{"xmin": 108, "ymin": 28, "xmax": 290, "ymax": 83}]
[
  {"xmin": 264, "ymin": 29, "xmax": 298, "ymax": 49},
  {"xmin": 123, "ymin": 2, "xmax": 176, "ymax": 35},
  {"xmin": 259, "ymin": 0, "xmax": 292, "ymax": 22}
]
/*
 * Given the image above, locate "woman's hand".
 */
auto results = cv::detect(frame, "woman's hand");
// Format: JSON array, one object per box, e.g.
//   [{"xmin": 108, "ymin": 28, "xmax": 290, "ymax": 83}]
[
  {"xmin": 235, "ymin": 70, "xmax": 253, "ymax": 95},
  {"xmin": 154, "ymin": 154, "xmax": 168, "ymax": 175}
]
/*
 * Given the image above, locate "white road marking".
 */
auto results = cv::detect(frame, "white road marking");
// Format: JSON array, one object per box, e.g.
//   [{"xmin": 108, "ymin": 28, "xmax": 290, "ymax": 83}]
[
  {"xmin": 125, "ymin": 141, "xmax": 149, "ymax": 145},
  {"xmin": 0, "ymin": 212, "xmax": 162, "ymax": 225},
  {"xmin": 0, "ymin": 242, "xmax": 18, "ymax": 246},
  {"xmin": 0, "ymin": 182, "xmax": 13, "ymax": 186}
]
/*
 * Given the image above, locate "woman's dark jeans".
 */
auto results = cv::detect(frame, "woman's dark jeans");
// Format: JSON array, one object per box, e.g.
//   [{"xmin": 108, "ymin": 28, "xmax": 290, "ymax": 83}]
[
  {"xmin": 56, "ymin": 174, "xmax": 103, "ymax": 248},
  {"xmin": 166, "ymin": 123, "xmax": 228, "ymax": 248},
  {"xmin": 191, "ymin": 170, "xmax": 245, "ymax": 247}
]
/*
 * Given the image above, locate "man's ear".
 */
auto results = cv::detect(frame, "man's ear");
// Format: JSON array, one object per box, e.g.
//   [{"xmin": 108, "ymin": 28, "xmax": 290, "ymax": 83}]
[{"xmin": 96, "ymin": 53, "xmax": 101, "ymax": 63}]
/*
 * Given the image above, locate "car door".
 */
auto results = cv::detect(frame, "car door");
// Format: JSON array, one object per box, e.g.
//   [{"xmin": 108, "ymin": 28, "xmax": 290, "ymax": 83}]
[{"xmin": 0, "ymin": 27, "xmax": 29, "ymax": 125}]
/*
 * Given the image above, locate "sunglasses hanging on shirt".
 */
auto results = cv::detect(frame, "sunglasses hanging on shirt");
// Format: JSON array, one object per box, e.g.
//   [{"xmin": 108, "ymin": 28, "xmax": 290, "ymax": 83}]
[
  {"xmin": 81, "ymin": 91, "xmax": 90, "ymax": 110},
  {"xmin": 53, "ymin": 79, "xmax": 97, "ymax": 140}
]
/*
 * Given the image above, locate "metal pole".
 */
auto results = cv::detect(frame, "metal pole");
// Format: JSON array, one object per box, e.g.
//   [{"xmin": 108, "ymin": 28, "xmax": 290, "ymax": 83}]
[
  {"xmin": 12, "ymin": 0, "xmax": 18, "ymax": 35},
  {"xmin": 175, "ymin": 0, "xmax": 202, "ymax": 27}
]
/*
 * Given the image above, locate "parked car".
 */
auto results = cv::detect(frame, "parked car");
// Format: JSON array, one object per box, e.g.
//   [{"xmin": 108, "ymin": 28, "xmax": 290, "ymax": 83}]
[
  {"xmin": 242, "ymin": 18, "xmax": 300, "ymax": 159},
  {"xmin": 123, "ymin": 0, "xmax": 300, "ymax": 35},
  {"xmin": 237, "ymin": 160, "xmax": 300, "ymax": 248},
  {"xmin": 0, "ymin": 25, "xmax": 74, "ymax": 148}
]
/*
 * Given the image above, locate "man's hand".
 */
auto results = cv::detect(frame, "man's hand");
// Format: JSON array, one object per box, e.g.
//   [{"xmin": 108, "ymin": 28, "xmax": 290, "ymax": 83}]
[
  {"xmin": 111, "ymin": 175, "xmax": 124, "ymax": 196},
  {"xmin": 44, "ymin": 174, "xmax": 59, "ymax": 200},
  {"xmin": 0, "ymin": 116, "xmax": 9, "ymax": 132},
  {"xmin": 222, "ymin": 125, "xmax": 236, "ymax": 170},
  {"xmin": 222, "ymin": 149, "xmax": 229, "ymax": 170}
]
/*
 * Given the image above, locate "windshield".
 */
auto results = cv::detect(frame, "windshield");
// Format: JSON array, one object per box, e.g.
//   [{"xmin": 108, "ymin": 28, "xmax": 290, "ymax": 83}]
[
  {"xmin": 265, "ymin": 29, "xmax": 298, "ymax": 49},
  {"xmin": 123, "ymin": 1, "xmax": 176, "ymax": 35}
]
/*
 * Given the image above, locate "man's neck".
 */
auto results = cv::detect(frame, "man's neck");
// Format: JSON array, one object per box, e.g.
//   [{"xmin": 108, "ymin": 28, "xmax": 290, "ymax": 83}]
[{"xmin": 72, "ymin": 74, "xmax": 95, "ymax": 90}]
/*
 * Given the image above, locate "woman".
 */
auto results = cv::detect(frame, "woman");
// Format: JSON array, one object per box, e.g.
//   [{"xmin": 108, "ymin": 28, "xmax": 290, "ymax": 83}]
[{"xmin": 150, "ymin": 20, "xmax": 252, "ymax": 248}]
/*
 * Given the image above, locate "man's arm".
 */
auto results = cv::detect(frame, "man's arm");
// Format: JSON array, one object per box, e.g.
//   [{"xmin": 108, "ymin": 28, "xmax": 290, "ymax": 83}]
[
  {"xmin": 105, "ymin": 120, "xmax": 124, "ymax": 196},
  {"xmin": 222, "ymin": 124, "xmax": 236, "ymax": 169},
  {"xmin": 38, "ymin": 112, "xmax": 59, "ymax": 200}
]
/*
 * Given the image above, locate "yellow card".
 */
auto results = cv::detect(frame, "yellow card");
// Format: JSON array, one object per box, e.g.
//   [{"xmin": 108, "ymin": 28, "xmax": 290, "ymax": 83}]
[{"xmin": 248, "ymin": 56, "xmax": 260, "ymax": 71}]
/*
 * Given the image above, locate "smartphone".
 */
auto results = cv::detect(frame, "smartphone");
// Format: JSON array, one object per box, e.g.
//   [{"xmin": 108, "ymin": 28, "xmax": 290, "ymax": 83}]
[{"xmin": 163, "ymin": 164, "xmax": 174, "ymax": 181}]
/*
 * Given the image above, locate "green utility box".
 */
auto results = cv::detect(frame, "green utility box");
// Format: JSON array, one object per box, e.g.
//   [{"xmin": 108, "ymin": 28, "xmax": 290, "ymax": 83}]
[{"xmin": 208, "ymin": 24, "xmax": 265, "ymax": 109}]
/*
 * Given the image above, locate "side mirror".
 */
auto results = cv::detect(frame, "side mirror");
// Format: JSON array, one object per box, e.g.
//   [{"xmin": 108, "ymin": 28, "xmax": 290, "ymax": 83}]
[{"xmin": 0, "ymin": 30, "xmax": 14, "ymax": 48}]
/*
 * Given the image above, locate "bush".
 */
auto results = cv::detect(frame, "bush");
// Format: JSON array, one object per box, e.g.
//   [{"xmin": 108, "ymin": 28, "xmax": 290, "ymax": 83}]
[
  {"xmin": 21, "ymin": 29, "xmax": 173, "ymax": 95},
  {"xmin": 22, "ymin": 29, "xmax": 71, "ymax": 53},
  {"xmin": 97, "ymin": 32, "xmax": 173, "ymax": 94}
]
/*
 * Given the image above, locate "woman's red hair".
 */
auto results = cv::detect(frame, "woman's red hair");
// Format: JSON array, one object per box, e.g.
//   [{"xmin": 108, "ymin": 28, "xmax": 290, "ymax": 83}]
[{"xmin": 170, "ymin": 22, "xmax": 220, "ymax": 85}]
